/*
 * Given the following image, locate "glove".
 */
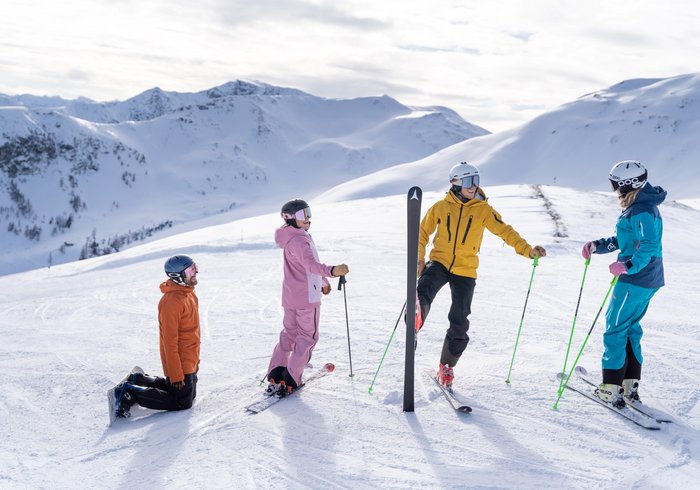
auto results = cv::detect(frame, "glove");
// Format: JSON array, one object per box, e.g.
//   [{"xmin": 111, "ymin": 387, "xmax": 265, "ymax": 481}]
[
  {"xmin": 529, "ymin": 245, "xmax": 546, "ymax": 258},
  {"xmin": 332, "ymin": 264, "xmax": 349, "ymax": 277},
  {"xmin": 170, "ymin": 380, "xmax": 185, "ymax": 390},
  {"xmin": 582, "ymin": 241, "xmax": 596, "ymax": 260},
  {"xmin": 322, "ymin": 284, "xmax": 331, "ymax": 295},
  {"xmin": 609, "ymin": 261, "xmax": 628, "ymax": 276},
  {"xmin": 417, "ymin": 260, "xmax": 426, "ymax": 277}
]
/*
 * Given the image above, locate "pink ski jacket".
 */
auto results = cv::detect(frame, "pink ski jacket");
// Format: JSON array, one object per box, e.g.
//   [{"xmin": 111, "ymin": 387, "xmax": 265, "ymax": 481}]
[{"xmin": 275, "ymin": 225, "xmax": 333, "ymax": 309}]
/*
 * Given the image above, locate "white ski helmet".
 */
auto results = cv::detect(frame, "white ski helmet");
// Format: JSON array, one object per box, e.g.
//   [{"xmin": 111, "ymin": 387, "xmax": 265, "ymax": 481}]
[
  {"xmin": 448, "ymin": 161, "xmax": 480, "ymax": 189},
  {"xmin": 609, "ymin": 160, "xmax": 647, "ymax": 195}
]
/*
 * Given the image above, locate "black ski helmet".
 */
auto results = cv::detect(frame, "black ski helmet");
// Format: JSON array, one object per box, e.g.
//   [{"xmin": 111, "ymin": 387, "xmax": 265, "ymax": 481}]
[
  {"xmin": 164, "ymin": 255, "xmax": 195, "ymax": 285},
  {"xmin": 281, "ymin": 199, "xmax": 311, "ymax": 228}
]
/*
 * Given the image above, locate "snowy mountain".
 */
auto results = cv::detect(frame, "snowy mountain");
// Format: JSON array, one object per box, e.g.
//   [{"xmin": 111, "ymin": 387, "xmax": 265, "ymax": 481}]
[
  {"xmin": 0, "ymin": 81, "xmax": 487, "ymax": 275},
  {"xmin": 2, "ymin": 185, "xmax": 699, "ymax": 488},
  {"xmin": 318, "ymin": 73, "xmax": 700, "ymax": 204}
]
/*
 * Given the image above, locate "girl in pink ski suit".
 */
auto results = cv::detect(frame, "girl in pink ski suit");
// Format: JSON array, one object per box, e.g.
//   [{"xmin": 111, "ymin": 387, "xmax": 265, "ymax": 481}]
[{"xmin": 267, "ymin": 199, "xmax": 349, "ymax": 394}]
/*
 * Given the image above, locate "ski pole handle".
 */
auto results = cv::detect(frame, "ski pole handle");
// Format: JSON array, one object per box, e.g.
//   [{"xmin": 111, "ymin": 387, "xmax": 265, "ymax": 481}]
[{"xmin": 337, "ymin": 275, "xmax": 347, "ymax": 291}]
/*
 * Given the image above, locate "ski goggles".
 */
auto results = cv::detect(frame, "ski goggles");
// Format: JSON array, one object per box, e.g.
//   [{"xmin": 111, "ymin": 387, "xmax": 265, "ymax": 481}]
[
  {"xmin": 451, "ymin": 175, "xmax": 480, "ymax": 189},
  {"xmin": 609, "ymin": 176, "xmax": 646, "ymax": 193},
  {"xmin": 282, "ymin": 207, "xmax": 312, "ymax": 221},
  {"xmin": 184, "ymin": 262, "xmax": 198, "ymax": 278}
]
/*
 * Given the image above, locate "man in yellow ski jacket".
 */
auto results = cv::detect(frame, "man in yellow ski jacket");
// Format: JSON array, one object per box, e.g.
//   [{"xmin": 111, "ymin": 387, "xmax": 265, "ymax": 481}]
[{"xmin": 418, "ymin": 162, "xmax": 546, "ymax": 387}]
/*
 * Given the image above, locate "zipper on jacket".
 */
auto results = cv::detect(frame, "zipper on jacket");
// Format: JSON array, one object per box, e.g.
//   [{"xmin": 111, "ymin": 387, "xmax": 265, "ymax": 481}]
[
  {"xmin": 446, "ymin": 213, "xmax": 452, "ymax": 242},
  {"xmin": 461, "ymin": 216, "xmax": 473, "ymax": 245},
  {"xmin": 448, "ymin": 207, "xmax": 464, "ymax": 271}
]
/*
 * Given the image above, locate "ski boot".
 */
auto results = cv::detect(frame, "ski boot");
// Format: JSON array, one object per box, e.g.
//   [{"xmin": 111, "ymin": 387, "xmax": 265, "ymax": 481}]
[
  {"xmin": 438, "ymin": 363, "xmax": 454, "ymax": 389},
  {"xmin": 264, "ymin": 380, "xmax": 283, "ymax": 397},
  {"xmin": 622, "ymin": 379, "xmax": 641, "ymax": 403},
  {"xmin": 595, "ymin": 383, "xmax": 626, "ymax": 409}
]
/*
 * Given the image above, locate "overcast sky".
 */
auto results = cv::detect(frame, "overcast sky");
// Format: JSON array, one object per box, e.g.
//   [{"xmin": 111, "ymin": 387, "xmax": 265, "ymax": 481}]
[{"xmin": 2, "ymin": 0, "xmax": 700, "ymax": 132}]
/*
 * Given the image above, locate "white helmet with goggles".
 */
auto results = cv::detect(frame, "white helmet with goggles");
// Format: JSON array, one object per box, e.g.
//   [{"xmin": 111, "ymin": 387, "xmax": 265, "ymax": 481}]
[
  {"xmin": 449, "ymin": 162, "xmax": 480, "ymax": 190},
  {"xmin": 609, "ymin": 160, "xmax": 647, "ymax": 195}
]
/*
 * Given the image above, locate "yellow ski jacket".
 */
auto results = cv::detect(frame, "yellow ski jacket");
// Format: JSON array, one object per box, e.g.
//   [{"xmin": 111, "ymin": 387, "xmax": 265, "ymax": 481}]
[{"xmin": 418, "ymin": 189, "xmax": 533, "ymax": 278}]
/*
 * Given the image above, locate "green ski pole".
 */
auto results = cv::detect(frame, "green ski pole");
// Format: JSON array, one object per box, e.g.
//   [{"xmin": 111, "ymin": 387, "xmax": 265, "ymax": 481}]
[
  {"xmin": 557, "ymin": 257, "xmax": 591, "ymax": 395},
  {"xmin": 553, "ymin": 276, "xmax": 618, "ymax": 410},
  {"xmin": 506, "ymin": 256, "xmax": 539, "ymax": 385},
  {"xmin": 368, "ymin": 302, "xmax": 407, "ymax": 393}
]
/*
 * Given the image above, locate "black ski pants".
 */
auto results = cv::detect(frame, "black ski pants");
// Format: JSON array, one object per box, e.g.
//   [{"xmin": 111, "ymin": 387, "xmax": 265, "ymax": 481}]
[
  {"xmin": 125, "ymin": 371, "xmax": 198, "ymax": 412},
  {"xmin": 602, "ymin": 339, "xmax": 642, "ymax": 385},
  {"xmin": 417, "ymin": 260, "xmax": 476, "ymax": 367}
]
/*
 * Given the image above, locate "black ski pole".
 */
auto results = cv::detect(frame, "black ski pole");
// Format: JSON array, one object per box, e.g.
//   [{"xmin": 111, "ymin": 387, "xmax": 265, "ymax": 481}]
[{"xmin": 338, "ymin": 275, "xmax": 353, "ymax": 378}]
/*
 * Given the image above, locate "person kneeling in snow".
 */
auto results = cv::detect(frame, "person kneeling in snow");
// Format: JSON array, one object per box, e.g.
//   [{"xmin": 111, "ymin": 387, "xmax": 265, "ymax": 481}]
[
  {"xmin": 111, "ymin": 255, "xmax": 200, "ymax": 419},
  {"xmin": 265, "ymin": 199, "xmax": 349, "ymax": 396}
]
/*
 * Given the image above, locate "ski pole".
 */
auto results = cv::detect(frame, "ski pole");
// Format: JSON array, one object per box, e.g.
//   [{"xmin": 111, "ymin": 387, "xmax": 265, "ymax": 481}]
[
  {"xmin": 506, "ymin": 256, "xmax": 539, "ymax": 384},
  {"xmin": 557, "ymin": 257, "xmax": 590, "ymax": 395},
  {"xmin": 553, "ymin": 276, "xmax": 618, "ymax": 410},
  {"xmin": 368, "ymin": 301, "xmax": 407, "ymax": 393},
  {"xmin": 338, "ymin": 276, "xmax": 353, "ymax": 378}
]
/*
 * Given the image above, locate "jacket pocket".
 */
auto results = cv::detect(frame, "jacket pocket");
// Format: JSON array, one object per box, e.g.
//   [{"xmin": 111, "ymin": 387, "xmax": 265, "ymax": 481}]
[
  {"xmin": 446, "ymin": 213, "xmax": 452, "ymax": 243},
  {"xmin": 461, "ymin": 216, "xmax": 473, "ymax": 245}
]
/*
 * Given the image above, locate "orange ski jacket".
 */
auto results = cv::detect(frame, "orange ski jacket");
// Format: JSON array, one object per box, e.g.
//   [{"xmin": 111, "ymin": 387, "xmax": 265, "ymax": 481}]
[{"xmin": 158, "ymin": 280, "xmax": 200, "ymax": 383}]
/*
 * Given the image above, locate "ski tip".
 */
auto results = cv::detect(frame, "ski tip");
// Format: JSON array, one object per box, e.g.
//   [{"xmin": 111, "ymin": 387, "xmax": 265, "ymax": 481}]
[
  {"xmin": 574, "ymin": 365, "xmax": 588, "ymax": 376},
  {"xmin": 458, "ymin": 406, "xmax": 473, "ymax": 413},
  {"xmin": 324, "ymin": 363, "xmax": 335, "ymax": 372}
]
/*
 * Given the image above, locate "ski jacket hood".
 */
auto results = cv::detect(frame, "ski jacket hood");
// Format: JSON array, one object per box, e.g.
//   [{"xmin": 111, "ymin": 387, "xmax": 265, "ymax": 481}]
[
  {"xmin": 158, "ymin": 280, "xmax": 200, "ymax": 383},
  {"xmin": 275, "ymin": 225, "xmax": 333, "ymax": 308},
  {"xmin": 631, "ymin": 183, "xmax": 667, "ymax": 208},
  {"xmin": 418, "ymin": 188, "xmax": 533, "ymax": 278}
]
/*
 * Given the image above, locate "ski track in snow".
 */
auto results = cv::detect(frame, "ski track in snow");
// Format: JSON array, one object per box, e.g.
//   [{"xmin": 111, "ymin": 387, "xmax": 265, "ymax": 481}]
[{"xmin": 1, "ymin": 186, "xmax": 700, "ymax": 488}]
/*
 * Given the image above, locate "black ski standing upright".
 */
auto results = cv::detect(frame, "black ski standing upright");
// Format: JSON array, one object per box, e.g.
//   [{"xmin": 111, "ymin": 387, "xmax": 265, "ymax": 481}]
[{"xmin": 404, "ymin": 186, "xmax": 422, "ymax": 412}]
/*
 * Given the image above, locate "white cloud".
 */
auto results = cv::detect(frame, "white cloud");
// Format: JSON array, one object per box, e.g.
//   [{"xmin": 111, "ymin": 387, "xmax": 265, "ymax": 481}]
[{"xmin": 1, "ymin": 0, "xmax": 699, "ymax": 132}]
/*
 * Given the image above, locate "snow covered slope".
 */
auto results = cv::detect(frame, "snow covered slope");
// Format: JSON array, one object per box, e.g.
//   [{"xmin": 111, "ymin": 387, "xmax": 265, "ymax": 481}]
[
  {"xmin": 319, "ymin": 73, "xmax": 700, "ymax": 204},
  {"xmin": 1, "ymin": 185, "xmax": 698, "ymax": 488},
  {"xmin": 0, "ymin": 81, "xmax": 487, "ymax": 275}
]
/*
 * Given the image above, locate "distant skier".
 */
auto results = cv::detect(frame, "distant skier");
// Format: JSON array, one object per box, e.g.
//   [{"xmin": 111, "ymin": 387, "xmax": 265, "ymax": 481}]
[
  {"xmin": 265, "ymin": 199, "xmax": 349, "ymax": 396},
  {"xmin": 110, "ymin": 255, "xmax": 200, "ymax": 420},
  {"xmin": 417, "ymin": 162, "xmax": 546, "ymax": 388},
  {"xmin": 582, "ymin": 160, "xmax": 665, "ymax": 408}
]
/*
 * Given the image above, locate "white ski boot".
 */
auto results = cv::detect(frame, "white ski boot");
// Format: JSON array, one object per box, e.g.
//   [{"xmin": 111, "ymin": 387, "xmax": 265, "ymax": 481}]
[
  {"xmin": 595, "ymin": 383, "xmax": 626, "ymax": 409},
  {"xmin": 622, "ymin": 379, "xmax": 641, "ymax": 403}
]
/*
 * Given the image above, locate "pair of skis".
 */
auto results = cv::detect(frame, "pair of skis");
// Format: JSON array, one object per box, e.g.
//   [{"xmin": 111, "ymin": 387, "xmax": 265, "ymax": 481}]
[
  {"xmin": 245, "ymin": 363, "xmax": 335, "ymax": 414},
  {"xmin": 560, "ymin": 366, "xmax": 672, "ymax": 430}
]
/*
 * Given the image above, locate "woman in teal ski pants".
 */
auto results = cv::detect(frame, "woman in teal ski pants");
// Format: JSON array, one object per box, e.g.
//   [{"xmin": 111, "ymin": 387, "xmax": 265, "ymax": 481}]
[{"xmin": 582, "ymin": 160, "xmax": 665, "ymax": 408}]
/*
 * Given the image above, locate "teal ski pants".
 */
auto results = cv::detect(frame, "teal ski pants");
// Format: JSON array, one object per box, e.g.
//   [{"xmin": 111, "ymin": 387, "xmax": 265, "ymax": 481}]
[{"xmin": 602, "ymin": 281, "xmax": 658, "ymax": 372}]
